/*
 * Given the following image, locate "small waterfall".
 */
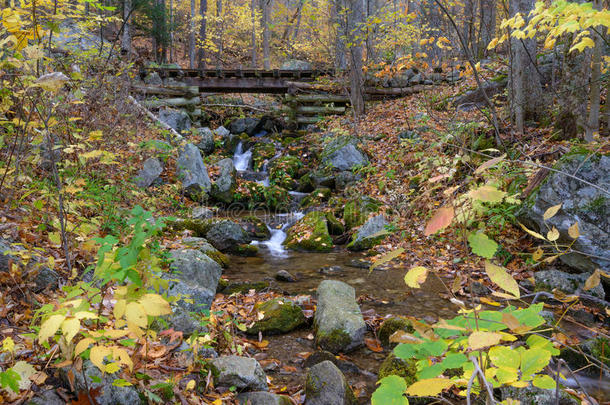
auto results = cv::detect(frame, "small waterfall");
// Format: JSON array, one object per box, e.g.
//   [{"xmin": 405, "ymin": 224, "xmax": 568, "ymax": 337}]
[
  {"xmin": 252, "ymin": 212, "xmax": 304, "ymax": 257},
  {"xmin": 233, "ymin": 142, "xmax": 252, "ymax": 171}
]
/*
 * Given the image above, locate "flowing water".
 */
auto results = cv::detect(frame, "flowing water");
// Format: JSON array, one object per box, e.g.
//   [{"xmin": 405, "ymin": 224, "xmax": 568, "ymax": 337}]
[{"xmin": 233, "ymin": 141, "xmax": 252, "ymax": 171}]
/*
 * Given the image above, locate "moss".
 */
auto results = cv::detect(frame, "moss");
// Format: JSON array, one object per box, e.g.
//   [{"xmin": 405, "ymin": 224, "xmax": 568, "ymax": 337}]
[
  {"xmin": 583, "ymin": 196, "xmax": 607, "ymax": 216},
  {"xmin": 315, "ymin": 329, "xmax": 352, "ymax": 353},
  {"xmin": 343, "ymin": 197, "xmax": 381, "ymax": 230},
  {"xmin": 284, "ymin": 211, "xmax": 333, "ymax": 252},
  {"xmin": 216, "ymin": 278, "xmax": 229, "ymax": 292},
  {"xmin": 169, "ymin": 218, "xmax": 213, "ymax": 237},
  {"xmin": 220, "ymin": 281, "xmax": 268, "ymax": 295},
  {"xmin": 378, "ymin": 353, "xmax": 418, "ymax": 386},
  {"xmin": 251, "ymin": 142, "xmax": 276, "ymax": 171},
  {"xmin": 305, "ymin": 368, "xmax": 356, "ymax": 405},
  {"xmin": 242, "ymin": 216, "xmax": 271, "ymax": 239},
  {"xmin": 230, "ymin": 243, "xmax": 259, "ymax": 257},
  {"xmin": 297, "ymin": 172, "xmax": 315, "ymax": 192},
  {"xmin": 378, "ymin": 317, "xmax": 414, "ymax": 347},
  {"xmin": 247, "ymin": 298, "xmax": 306, "ymax": 334},
  {"xmin": 203, "ymin": 249, "xmax": 229, "ymax": 268},
  {"xmin": 325, "ymin": 212, "xmax": 345, "ymax": 236},
  {"xmin": 589, "ymin": 337, "xmax": 610, "ymax": 368},
  {"xmin": 300, "ymin": 187, "xmax": 332, "ymax": 208}
]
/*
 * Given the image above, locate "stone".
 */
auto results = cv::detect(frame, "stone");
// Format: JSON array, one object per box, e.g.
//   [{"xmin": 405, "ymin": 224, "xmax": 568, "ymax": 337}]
[
  {"xmin": 220, "ymin": 280, "xmax": 268, "ymax": 295},
  {"xmin": 211, "ymin": 158, "xmax": 236, "ymax": 204},
  {"xmin": 159, "ymin": 108, "xmax": 191, "ymax": 134},
  {"xmin": 135, "ymin": 157, "xmax": 163, "ymax": 188},
  {"xmin": 60, "ymin": 360, "xmax": 141, "ymax": 405},
  {"xmin": 210, "ymin": 356, "xmax": 268, "ymax": 391},
  {"xmin": 303, "ymin": 351, "xmax": 337, "ymax": 369},
  {"xmin": 196, "ymin": 127, "xmax": 215, "ymax": 155},
  {"xmin": 237, "ymin": 392, "xmax": 292, "ymax": 405},
  {"xmin": 191, "ymin": 206, "xmax": 215, "ymax": 220},
  {"xmin": 501, "ymin": 385, "xmax": 577, "ymax": 405},
  {"xmin": 284, "ymin": 211, "xmax": 333, "ymax": 252},
  {"xmin": 325, "ymin": 212, "xmax": 345, "ymax": 236},
  {"xmin": 229, "ymin": 117, "xmax": 260, "ymax": 136},
  {"xmin": 314, "ymin": 280, "xmax": 366, "ymax": 353},
  {"xmin": 378, "ymin": 317, "xmax": 414, "ymax": 347},
  {"xmin": 281, "ymin": 59, "xmax": 313, "ymax": 70},
  {"xmin": 247, "ymin": 298, "xmax": 306, "ymax": 335},
  {"xmin": 251, "ymin": 141, "xmax": 277, "ymax": 171},
  {"xmin": 347, "ymin": 214, "xmax": 389, "ymax": 251},
  {"xmin": 0, "ymin": 238, "xmax": 59, "ymax": 292},
  {"xmin": 144, "ymin": 72, "xmax": 163, "ymax": 86},
  {"xmin": 205, "ymin": 220, "xmax": 252, "ymax": 251},
  {"xmin": 26, "ymin": 390, "xmax": 65, "ymax": 405},
  {"xmin": 519, "ymin": 153, "xmax": 609, "ymax": 272},
  {"xmin": 215, "ymin": 126, "xmax": 231, "ymax": 138},
  {"xmin": 534, "ymin": 269, "xmax": 605, "ymax": 300},
  {"xmin": 180, "ymin": 236, "xmax": 228, "ymax": 267},
  {"xmin": 304, "ymin": 360, "xmax": 356, "ymax": 405},
  {"xmin": 176, "ymin": 143, "xmax": 212, "ymax": 202},
  {"xmin": 335, "ymin": 171, "xmax": 360, "ymax": 191},
  {"xmin": 343, "ymin": 196, "xmax": 381, "ymax": 230},
  {"xmin": 378, "ymin": 353, "xmax": 418, "ymax": 385},
  {"xmin": 453, "ymin": 78, "xmax": 507, "ymax": 110},
  {"xmin": 318, "ymin": 266, "xmax": 343, "ymax": 275},
  {"xmin": 241, "ymin": 216, "xmax": 271, "ymax": 240},
  {"xmin": 275, "ymin": 270, "xmax": 297, "ymax": 282},
  {"xmin": 300, "ymin": 187, "xmax": 331, "ymax": 208},
  {"xmin": 324, "ymin": 144, "xmax": 368, "ymax": 171}
]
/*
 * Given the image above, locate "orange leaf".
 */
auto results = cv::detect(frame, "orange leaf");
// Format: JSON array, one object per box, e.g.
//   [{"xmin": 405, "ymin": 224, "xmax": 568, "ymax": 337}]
[
  {"xmin": 364, "ymin": 338, "xmax": 383, "ymax": 352},
  {"xmin": 424, "ymin": 206, "xmax": 454, "ymax": 236}
]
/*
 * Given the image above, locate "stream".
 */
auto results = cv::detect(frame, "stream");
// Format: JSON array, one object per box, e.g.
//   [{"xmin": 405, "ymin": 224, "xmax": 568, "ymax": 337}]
[{"xmin": 223, "ymin": 139, "xmax": 456, "ymax": 401}]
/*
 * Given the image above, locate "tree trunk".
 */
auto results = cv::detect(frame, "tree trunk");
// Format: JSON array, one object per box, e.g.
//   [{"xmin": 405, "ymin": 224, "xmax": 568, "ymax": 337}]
[
  {"xmin": 585, "ymin": 0, "xmax": 602, "ymax": 142},
  {"xmin": 261, "ymin": 0, "xmax": 272, "ymax": 69},
  {"xmin": 121, "ymin": 0, "xmax": 132, "ymax": 57},
  {"xmin": 331, "ymin": 0, "xmax": 347, "ymax": 70},
  {"xmin": 509, "ymin": 0, "xmax": 543, "ymax": 133},
  {"xmin": 216, "ymin": 0, "xmax": 223, "ymax": 69},
  {"xmin": 198, "ymin": 0, "xmax": 207, "ymax": 69},
  {"xmin": 251, "ymin": 0, "xmax": 257, "ymax": 67},
  {"xmin": 347, "ymin": 0, "xmax": 365, "ymax": 116},
  {"xmin": 461, "ymin": 0, "xmax": 475, "ymax": 58},
  {"xmin": 479, "ymin": 0, "xmax": 495, "ymax": 58},
  {"xmin": 169, "ymin": 0, "xmax": 174, "ymax": 62},
  {"xmin": 189, "ymin": 0, "xmax": 196, "ymax": 68}
]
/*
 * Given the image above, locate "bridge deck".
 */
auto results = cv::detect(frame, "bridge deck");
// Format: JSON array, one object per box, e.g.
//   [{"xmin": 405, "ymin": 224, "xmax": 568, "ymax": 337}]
[{"xmin": 142, "ymin": 68, "xmax": 334, "ymax": 94}]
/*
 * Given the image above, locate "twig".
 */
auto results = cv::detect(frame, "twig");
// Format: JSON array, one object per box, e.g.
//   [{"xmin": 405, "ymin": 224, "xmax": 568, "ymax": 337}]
[
  {"xmin": 557, "ymin": 359, "xmax": 598, "ymax": 405},
  {"xmin": 126, "ymin": 95, "xmax": 182, "ymax": 143}
]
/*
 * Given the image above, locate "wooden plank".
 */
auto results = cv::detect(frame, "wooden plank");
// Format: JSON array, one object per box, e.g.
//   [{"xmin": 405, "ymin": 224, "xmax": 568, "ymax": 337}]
[
  {"xmin": 296, "ymin": 116, "xmax": 322, "ymax": 124},
  {"xmin": 295, "ymin": 94, "xmax": 350, "ymax": 104},
  {"xmin": 297, "ymin": 106, "xmax": 346, "ymax": 115}
]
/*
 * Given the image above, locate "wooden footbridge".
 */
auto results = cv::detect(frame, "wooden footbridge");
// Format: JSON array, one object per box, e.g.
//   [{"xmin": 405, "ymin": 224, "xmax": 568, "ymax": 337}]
[{"xmin": 134, "ymin": 67, "xmax": 454, "ymax": 125}]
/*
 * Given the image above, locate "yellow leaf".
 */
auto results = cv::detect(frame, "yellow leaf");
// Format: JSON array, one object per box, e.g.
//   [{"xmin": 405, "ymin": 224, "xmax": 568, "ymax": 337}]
[
  {"xmin": 114, "ymin": 299, "xmax": 127, "ymax": 319},
  {"xmin": 39, "ymin": 314, "xmax": 66, "ymax": 343},
  {"xmin": 532, "ymin": 247, "xmax": 544, "ymax": 261},
  {"xmin": 2, "ymin": 337, "xmax": 15, "ymax": 354},
  {"xmin": 105, "ymin": 362, "xmax": 121, "ymax": 374},
  {"xmin": 34, "ymin": 72, "xmax": 69, "ymax": 93},
  {"xmin": 406, "ymin": 378, "xmax": 455, "ymax": 396},
  {"xmin": 485, "ymin": 261, "xmax": 520, "ymax": 298},
  {"xmin": 468, "ymin": 331, "xmax": 502, "ymax": 350},
  {"xmin": 487, "ymin": 37, "xmax": 499, "ymax": 50},
  {"xmin": 547, "ymin": 227, "xmax": 560, "ymax": 242},
  {"xmin": 404, "ymin": 266, "xmax": 429, "ymax": 289},
  {"xmin": 74, "ymin": 311, "xmax": 97, "ymax": 320},
  {"xmin": 370, "ymin": 248, "xmax": 405, "ymax": 271},
  {"xmin": 111, "ymin": 347, "xmax": 133, "ymax": 371},
  {"xmin": 125, "ymin": 302, "xmax": 148, "ymax": 328},
  {"xmin": 186, "ymin": 379, "xmax": 196, "ymax": 390},
  {"xmin": 90, "ymin": 346, "xmax": 111, "ymax": 372},
  {"xmin": 61, "ymin": 318, "xmax": 80, "ymax": 344},
  {"xmin": 543, "ymin": 204, "xmax": 562, "ymax": 220},
  {"xmin": 584, "ymin": 269, "xmax": 601, "ymax": 291},
  {"xmin": 74, "ymin": 338, "xmax": 94, "ymax": 358},
  {"xmin": 519, "ymin": 223, "xmax": 547, "ymax": 240},
  {"xmin": 139, "ymin": 294, "xmax": 171, "ymax": 316},
  {"xmin": 568, "ymin": 222, "xmax": 579, "ymax": 239}
]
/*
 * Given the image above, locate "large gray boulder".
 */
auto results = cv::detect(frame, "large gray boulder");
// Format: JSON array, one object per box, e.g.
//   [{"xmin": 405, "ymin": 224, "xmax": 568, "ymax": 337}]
[
  {"xmin": 210, "ymin": 356, "xmax": 268, "ymax": 391},
  {"xmin": 215, "ymin": 126, "xmax": 231, "ymax": 138},
  {"xmin": 314, "ymin": 280, "xmax": 366, "ymax": 353},
  {"xmin": 176, "ymin": 143, "xmax": 212, "ymax": 202},
  {"xmin": 196, "ymin": 127, "xmax": 215, "ymax": 155},
  {"xmin": 229, "ymin": 117, "xmax": 260, "ymax": 136},
  {"xmin": 304, "ymin": 360, "xmax": 356, "ymax": 405},
  {"xmin": 60, "ymin": 360, "xmax": 140, "ymax": 405},
  {"xmin": 321, "ymin": 136, "xmax": 368, "ymax": 171},
  {"xmin": 135, "ymin": 157, "xmax": 163, "ymax": 188},
  {"xmin": 281, "ymin": 59, "xmax": 313, "ymax": 70},
  {"xmin": 159, "ymin": 108, "xmax": 191, "ymax": 134},
  {"xmin": 205, "ymin": 220, "xmax": 252, "ymax": 251},
  {"xmin": 166, "ymin": 249, "xmax": 222, "ymax": 311},
  {"xmin": 534, "ymin": 269, "xmax": 605, "ymax": 300},
  {"xmin": 348, "ymin": 214, "xmax": 389, "ymax": 251},
  {"xmin": 211, "ymin": 158, "xmax": 236, "ymax": 204},
  {"xmin": 237, "ymin": 392, "xmax": 291, "ymax": 405},
  {"xmin": 520, "ymin": 153, "xmax": 609, "ymax": 272},
  {"xmin": 501, "ymin": 385, "xmax": 577, "ymax": 405}
]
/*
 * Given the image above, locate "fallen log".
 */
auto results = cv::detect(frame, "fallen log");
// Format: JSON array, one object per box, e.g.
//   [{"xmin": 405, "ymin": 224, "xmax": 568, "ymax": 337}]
[
  {"xmin": 126, "ymin": 95, "xmax": 182, "ymax": 142},
  {"xmin": 297, "ymin": 105, "xmax": 346, "ymax": 115},
  {"xmin": 143, "ymin": 96, "xmax": 202, "ymax": 109},
  {"xmin": 131, "ymin": 84, "xmax": 199, "ymax": 97}
]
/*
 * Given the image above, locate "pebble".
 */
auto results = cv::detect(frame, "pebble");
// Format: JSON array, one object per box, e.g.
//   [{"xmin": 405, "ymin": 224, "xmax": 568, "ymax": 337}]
[{"xmin": 275, "ymin": 270, "xmax": 297, "ymax": 282}]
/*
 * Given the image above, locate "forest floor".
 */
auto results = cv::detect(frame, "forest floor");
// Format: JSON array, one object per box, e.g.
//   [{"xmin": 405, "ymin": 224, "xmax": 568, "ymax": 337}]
[{"xmin": 0, "ymin": 70, "xmax": 608, "ymax": 404}]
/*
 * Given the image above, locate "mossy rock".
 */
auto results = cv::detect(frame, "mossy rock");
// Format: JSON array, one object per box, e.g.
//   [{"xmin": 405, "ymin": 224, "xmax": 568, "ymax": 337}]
[
  {"xmin": 378, "ymin": 353, "xmax": 418, "ymax": 386},
  {"xmin": 181, "ymin": 237, "xmax": 229, "ymax": 268},
  {"xmin": 300, "ymin": 187, "xmax": 332, "ymax": 208},
  {"xmin": 242, "ymin": 216, "xmax": 271, "ymax": 240},
  {"xmin": 343, "ymin": 196, "xmax": 381, "ymax": 230},
  {"xmin": 169, "ymin": 218, "xmax": 214, "ymax": 237},
  {"xmin": 220, "ymin": 281, "xmax": 269, "ymax": 295},
  {"xmin": 325, "ymin": 212, "xmax": 345, "ymax": 236},
  {"xmin": 251, "ymin": 142, "xmax": 276, "ymax": 171},
  {"xmin": 269, "ymin": 155, "xmax": 302, "ymax": 178},
  {"xmin": 230, "ymin": 243, "xmax": 259, "ymax": 257},
  {"xmin": 284, "ymin": 211, "xmax": 333, "ymax": 252},
  {"xmin": 560, "ymin": 336, "xmax": 610, "ymax": 372},
  {"xmin": 297, "ymin": 172, "xmax": 315, "ymax": 192},
  {"xmin": 224, "ymin": 133, "xmax": 250, "ymax": 154},
  {"xmin": 233, "ymin": 181, "xmax": 292, "ymax": 212},
  {"xmin": 247, "ymin": 298, "xmax": 306, "ymax": 335},
  {"xmin": 378, "ymin": 317, "xmax": 414, "ymax": 347}
]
